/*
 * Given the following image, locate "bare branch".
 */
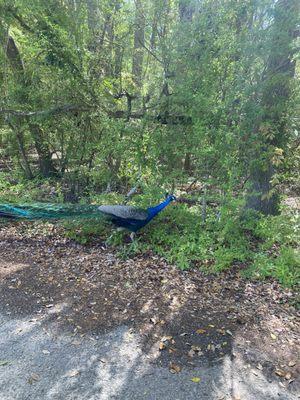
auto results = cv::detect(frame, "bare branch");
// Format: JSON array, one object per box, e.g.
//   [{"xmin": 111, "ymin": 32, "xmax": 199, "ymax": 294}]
[{"xmin": 0, "ymin": 105, "xmax": 93, "ymax": 117}]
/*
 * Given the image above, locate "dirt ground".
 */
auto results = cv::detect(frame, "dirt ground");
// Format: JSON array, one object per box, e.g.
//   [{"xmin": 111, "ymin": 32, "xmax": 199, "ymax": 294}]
[{"xmin": 0, "ymin": 221, "xmax": 299, "ymax": 399}]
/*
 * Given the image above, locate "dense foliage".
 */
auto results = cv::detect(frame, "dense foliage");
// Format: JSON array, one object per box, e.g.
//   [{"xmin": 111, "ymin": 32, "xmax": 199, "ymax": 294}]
[{"xmin": 0, "ymin": 1, "xmax": 299, "ymax": 286}]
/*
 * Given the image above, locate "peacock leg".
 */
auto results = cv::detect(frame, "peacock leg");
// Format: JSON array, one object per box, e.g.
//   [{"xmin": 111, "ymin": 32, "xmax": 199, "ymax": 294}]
[{"xmin": 130, "ymin": 232, "xmax": 136, "ymax": 241}]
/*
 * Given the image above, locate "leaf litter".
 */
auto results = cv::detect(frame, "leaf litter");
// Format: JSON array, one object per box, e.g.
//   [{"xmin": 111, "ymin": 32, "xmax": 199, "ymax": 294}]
[{"xmin": 0, "ymin": 221, "xmax": 299, "ymax": 387}]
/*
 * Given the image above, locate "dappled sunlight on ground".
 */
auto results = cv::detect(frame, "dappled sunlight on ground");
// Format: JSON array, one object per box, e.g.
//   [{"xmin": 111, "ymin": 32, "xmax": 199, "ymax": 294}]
[
  {"xmin": 0, "ymin": 260, "xmax": 29, "ymax": 278},
  {"xmin": 0, "ymin": 222, "xmax": 299, "ymax": 399},
  {"xmin": 0, "ymin": 311, "xmax": 297, "ymax": 400}
]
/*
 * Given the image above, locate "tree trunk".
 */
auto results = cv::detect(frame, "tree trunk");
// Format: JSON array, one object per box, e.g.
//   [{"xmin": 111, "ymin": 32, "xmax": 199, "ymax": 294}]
[
  {"xmin": 3, "ymin": 33, "xmax": 56, "ymax": 177},
  {"xmin": 132, "ymin": 0, "xmax": 145, "ymax": 89},
  {"xmin": 28, "ymin": 122, "xmax": 56, "ymax": 177},
  {"xmin": 246, "ymin": 163, "xmax": 279, "ymax": 215},
  {"xmin": 245, "ymin": 0, "xmax": 299, "ymax": 215},
  {"xmin": 7, "ymin": 122, "xmax": 33, "ymax": 179},
  {"xmin": 86, "ymin": 0, "xmax": 100, "ymax": 34},
  {"xmin": 179, "ymin": 0, "xmax": 194, "ymax": 22},
  {"xmin": 113, "ymin": 1, "xmax": 122, "ymax": 80}
]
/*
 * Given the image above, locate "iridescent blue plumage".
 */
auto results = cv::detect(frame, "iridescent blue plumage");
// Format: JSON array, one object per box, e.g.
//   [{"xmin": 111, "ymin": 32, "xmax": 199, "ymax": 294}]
[
  {"xmin": 0, "ymin": 195, "xmax": 176, "ymax": 233},
  {"xmin": 99, "ymin": 194, "xmax": 176, "ymax": 232}
]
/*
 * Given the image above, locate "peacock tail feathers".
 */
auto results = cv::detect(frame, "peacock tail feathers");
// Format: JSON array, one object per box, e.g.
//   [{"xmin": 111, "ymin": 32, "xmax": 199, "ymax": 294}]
[
  {"xmin": 0, "ymin": 203, "xmax": 104, "ymax": 220},
  {"xmin": 0, "ymin": 195, "xmax": 176, "ymax": 232}
]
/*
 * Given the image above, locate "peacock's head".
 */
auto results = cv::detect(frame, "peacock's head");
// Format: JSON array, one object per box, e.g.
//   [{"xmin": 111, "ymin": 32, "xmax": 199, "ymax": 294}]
[{"xmin": 165, "ymin": 193, "xmax": 176, "ymax": 202}]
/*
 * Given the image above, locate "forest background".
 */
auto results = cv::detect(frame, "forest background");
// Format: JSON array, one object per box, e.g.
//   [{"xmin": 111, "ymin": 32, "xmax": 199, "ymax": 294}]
[{"xmin": 0, "ymin": 0, "xmax": 299, "ymax": 287}]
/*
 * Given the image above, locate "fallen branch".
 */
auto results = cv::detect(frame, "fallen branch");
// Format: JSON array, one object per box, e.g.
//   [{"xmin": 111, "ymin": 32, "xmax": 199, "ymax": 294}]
[
  {"xmin": 0, "ymin": 104, "xmax": 93, "ymax": 117},
  {"xmin": 177, "ymin": 196, "xmax": 221, "ymax": 206},
  {"xmin": 1, "ymin": 105, "xmax": 192, "ymax": 125}
]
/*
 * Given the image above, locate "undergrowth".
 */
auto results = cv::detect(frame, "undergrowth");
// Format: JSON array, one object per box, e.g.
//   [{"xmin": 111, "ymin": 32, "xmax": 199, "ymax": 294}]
[{"xmin": 0, "ymin": 173, "xmax": 299, "ymax": 288}]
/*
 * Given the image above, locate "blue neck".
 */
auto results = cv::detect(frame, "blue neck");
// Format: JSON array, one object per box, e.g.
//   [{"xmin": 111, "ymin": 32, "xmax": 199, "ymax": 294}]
[{"xmin": 147, "ymin": 197, "xmax": 173, "ymax": 219}]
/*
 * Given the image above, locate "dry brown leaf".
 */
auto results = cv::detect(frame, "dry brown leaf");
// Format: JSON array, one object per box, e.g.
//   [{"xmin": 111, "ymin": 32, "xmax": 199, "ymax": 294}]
[
  {"xmin": 285, "ymin": 372, "xmax": 292, "ymax": 380},
  {"xmin": 168, "ymin": 347, "xmax": 176, "ymax": 354},
  {"xmin": 288, "ymin": 360, "xmax": 296, "ymax": 367},
  {"xmin": 169, "ymin": 362, "xmax": 181, "ymax": 374},
  {"xmin": 196, "ymin": 329, "xmax": 206, "ymax": 334},
  {"xmin": 159, "ymin": 342, "xmax": 166, "ymax": 351},
  {"xmin": 275, "ymin": 369, "xmax": 285, "ymax": 377}
]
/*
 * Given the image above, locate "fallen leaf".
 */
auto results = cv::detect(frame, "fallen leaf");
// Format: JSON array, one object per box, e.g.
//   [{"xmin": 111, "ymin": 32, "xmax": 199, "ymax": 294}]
[
  {"xmin": 191, "ymin": 377, "xmax": 201, "ymax": 383},
  {"xmin": 285, "ymin": 372, "xmax": 292, "ymax": 380},
  {"xmin": 275, "ymin": 369, "xmax": 285, "ymax": 377},
  {"xmin": 28, "ymin": 373, "xmax": 39, "ymax": 384},
  {"xmin": 161, "ymin": 335, "xmax": 173, "ymax": 342},
  {"xmin": 270, "ymin": 333, "xmax": 277, "ymax": 340},
  {"xmin": 169, "ymin": 362, "xmax": 181, "ymax": 374},
  {"xmin": 256, "ymin": 363, "xmax": 263, "ymax": 371},
  {"xmin": 196, "ymin": 329, "xmax": 206, "ymax": 334},
  {"xmin": 288, "ymin": 360, "xmax": 296, "ymax": 367},
  {"xmin": 0, "ymin": 360, "xmax": 10, "ymax": 366},
  {"xmin": 188, "ymin": 349, "xmax": 195, "ymax": 358},
  {"xmin": 67, "ymin": 369, "xmax": 80, "ymax": 377},
  {"xmin": 159, "ymin": 342, "xmax": 166, "ymax": 351},
  {"xmin": 226, "ymin": 330, "xmax": 233, "ymax": 336}
]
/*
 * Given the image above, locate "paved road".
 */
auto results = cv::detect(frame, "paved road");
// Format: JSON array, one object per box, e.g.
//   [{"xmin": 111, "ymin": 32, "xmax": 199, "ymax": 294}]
[{"xmin": 0, "ymin": 311, "xmax": 297, "ymax": 400}]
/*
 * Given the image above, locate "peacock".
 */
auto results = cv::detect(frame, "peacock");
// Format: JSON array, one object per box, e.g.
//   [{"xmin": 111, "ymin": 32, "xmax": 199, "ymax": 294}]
[{"xmin": 0, "ymin": 194, "xmax": 176, "ymax": 239}]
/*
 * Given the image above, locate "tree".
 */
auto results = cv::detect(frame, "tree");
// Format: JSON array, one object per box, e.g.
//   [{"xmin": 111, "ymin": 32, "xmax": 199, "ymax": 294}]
[{"xmin": 245, "ymin": 0, "xmax": 299, "ymax": 215}]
